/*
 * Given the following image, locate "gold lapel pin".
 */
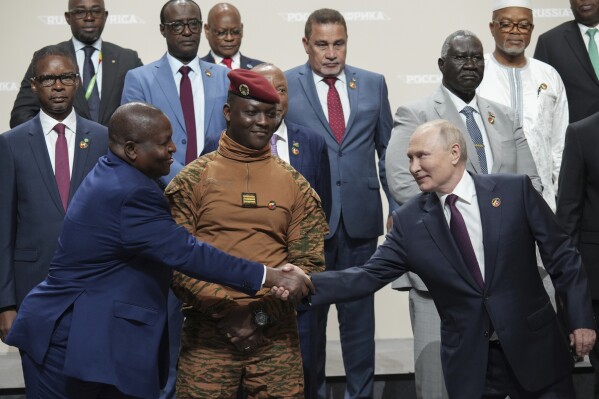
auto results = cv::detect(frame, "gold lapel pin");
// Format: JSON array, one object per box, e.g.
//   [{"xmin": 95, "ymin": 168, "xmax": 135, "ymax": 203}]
[
  {"xmin": 205, "ymin": 69, "xmax": 212, "ymax": 77},
  {"xmin": 491, "ymin": 197, "xmax": 501, "ymax": 208},
  {"xmin": 79, "ymin": 138, "xmax": 89, "ymax": 149},
  {"xmin": 488, "ymin": 112, "xmax": 495, "ymax": 125},
  {"xmin": 349, "ymin": 78, "xmax": 357, "ymax": 89}
]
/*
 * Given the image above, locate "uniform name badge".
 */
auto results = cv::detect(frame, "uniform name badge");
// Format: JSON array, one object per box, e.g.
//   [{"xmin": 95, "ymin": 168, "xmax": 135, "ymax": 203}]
[{"xmin": 241, "ymin": 192, "xmax": 258, "ymax": 208}]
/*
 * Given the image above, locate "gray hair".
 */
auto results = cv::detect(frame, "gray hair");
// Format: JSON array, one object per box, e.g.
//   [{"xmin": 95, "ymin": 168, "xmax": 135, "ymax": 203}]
[{"xmin": 440, "ymin": 30, "xmax": 479, "ymax": 58}]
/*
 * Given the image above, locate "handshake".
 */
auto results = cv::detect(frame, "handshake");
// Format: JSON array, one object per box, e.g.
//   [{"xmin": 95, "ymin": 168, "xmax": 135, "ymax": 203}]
[{"xmin": 263, "ymin": 264, "xmax": 314, "ymax": 302}]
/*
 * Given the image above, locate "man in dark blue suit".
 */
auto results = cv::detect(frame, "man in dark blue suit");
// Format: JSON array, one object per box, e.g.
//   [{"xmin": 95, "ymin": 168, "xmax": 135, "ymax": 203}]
[
  {"xmin": 0, "ymin": 45, "xmax": 108, "ymax": 343},
  {"xmin": 200, "ymin": 3, "xmax": 264, "ymax": 70},
  {"xmin": 284, "ymin": 8, "xmax": 396, "ymax": 398},
  {"xmin": 309, "ymin": 119, "xmax": 596, "ymax": 398},
  {"xmin": 5, "ymin": 102, "xmax": 314, "ymax": 399}
]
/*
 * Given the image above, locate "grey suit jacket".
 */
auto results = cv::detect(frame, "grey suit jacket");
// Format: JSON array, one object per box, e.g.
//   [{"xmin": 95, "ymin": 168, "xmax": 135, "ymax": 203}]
[
  {"xmin": 386, "ymin": 86, "xmax": 541, "ymax": 290},
  {"xmin": 0, "ymin": 113, "xmax": 108, "ymax": 309}
]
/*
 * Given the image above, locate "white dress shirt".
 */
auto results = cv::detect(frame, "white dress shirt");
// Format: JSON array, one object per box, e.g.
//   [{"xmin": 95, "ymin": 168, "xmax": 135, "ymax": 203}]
[
  {"xmin": 72, "ymin": 37, "xmax": 102, "ymax": 99},
  {"xmin": 40, "ymin": 108, "xmax": 77, "ymax": 175},
  {"xmin": 312, "ymin": 71, "xmax": 350, "ymax": 125},
  {"xmin": 437, "ymin": 170, "xmax": 485, "ymax": 280},
  {"xmin": 166, "ymin": 53, "xmax": 206, "ymax": 156},
  {"xmin": 443, "ymin": 86, "xmax": 494, "ymax": 172},
  {"xmin": 272, "ymin": 120, "xmax": 290, "ymax": 163},
  {"xmin": 578, "ymin": 22, "xmax": 599, "ymax": 51},
  {"xmin": 210, "ymin": 51, "xmax": 241, "ymax": 70}
]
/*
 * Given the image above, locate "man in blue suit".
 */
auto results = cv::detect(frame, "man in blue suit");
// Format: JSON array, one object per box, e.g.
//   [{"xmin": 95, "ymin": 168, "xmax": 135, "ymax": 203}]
[
  {"xmin": 5, "ymin": 102, "xmax": 314, "ymax": 399},
  {"xmin": 309, "ymin": 119, "xmax": 596, "ymax": 398},
  {"xmin": 121, "ymin": 0, "xmax": 229, "ymax": 186},
  {"xmin": 284, "ymin": 8, "xmax": 396, "ymax": 398},
  {"xmin": 0, "ymin": 45, "xmax": 108, "ymax": 343}
]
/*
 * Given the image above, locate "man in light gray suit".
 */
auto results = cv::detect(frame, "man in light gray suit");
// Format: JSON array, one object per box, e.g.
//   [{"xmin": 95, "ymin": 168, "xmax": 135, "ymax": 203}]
[{"xmin": 385, "ymin": 30, "xmax": 541, "ymax": 399}]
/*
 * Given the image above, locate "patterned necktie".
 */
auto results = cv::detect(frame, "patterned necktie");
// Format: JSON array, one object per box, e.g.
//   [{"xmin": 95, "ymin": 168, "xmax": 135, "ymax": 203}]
[
  {"xmin": 460, "ymin": 106, "xmax": 488, "ymax": 174},
  {"xmin": 270, "ymin": 134, "xmax": 278, "ymax": 156},
  {"xmin": 179, "ymin": 66, "xmax": 197, "ymax": 164},
  {"xmin": 446, "ymin": 194, "xmax": 484, "ymax": 288},
  {"xmin": 83, "ymin": 46, "xmax": 100, "ymax": 122},
  {"xmin": 54, "ymin": 123, "xmax": 70, "ymax": 211},
  {"xmin": 222, "ymin": 57, "xmax": 233, "ymax": 69},
  {"xmin": 323, "ymin": 77, "xmax": 345, "ymax": 144},
  {"xmin": 587, "ymin": 29, "xmax": 599, "ymax": 79}
]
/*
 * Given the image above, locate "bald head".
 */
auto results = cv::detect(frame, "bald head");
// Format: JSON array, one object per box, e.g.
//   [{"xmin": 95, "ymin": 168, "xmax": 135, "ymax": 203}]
[
  {"xmin": 204, "ymin": 3, "xmax": 244, "ymax": 58},
  {"xmin": 252, "ymin": 63, "xmax": 288, "ymax": 122},
  {"xmin": 108, "ymin": 103, "xmax": 176, "ymax": 178}
]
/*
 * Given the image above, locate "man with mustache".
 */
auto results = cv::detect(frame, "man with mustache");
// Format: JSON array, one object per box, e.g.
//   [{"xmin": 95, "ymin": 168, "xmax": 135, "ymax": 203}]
[{"xmin": 385, "ymin": 30, "xmax": 541, "ymax": 399}]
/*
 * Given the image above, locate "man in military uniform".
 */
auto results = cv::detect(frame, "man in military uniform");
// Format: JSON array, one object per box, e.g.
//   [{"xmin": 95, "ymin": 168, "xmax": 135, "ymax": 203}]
[{"xmin": 165, "ymin": 69, "xmax": 327, "ymax": 398}]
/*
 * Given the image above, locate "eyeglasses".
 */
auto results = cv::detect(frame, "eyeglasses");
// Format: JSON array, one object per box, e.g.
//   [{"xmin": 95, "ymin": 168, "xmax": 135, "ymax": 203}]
[
  {"xmin": 447, "ymin": 55, "xmax": 485, "ymax": 65},
  {"xmin": 32, "ymin": 73, "xmax": 79, "ymax": 87},
  {"xmin": 162, "ymin": 19, "xmax": 202, "ymax": 34},
  {"xmin": 493, "ymin": 20, "xmax": 534, "ymax": 33},
  {"xmin": 68, "ymin": 7, "xmax": 106, "ymax": 19},
  {"xmin": 214, "ymin": 29, "xmax": 242, "ymax": 38}
]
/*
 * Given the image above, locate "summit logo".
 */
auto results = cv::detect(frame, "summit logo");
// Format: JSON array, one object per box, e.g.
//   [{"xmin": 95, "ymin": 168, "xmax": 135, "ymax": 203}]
[
  {"xmin": 37, "ymin": 14, "xmax": 146, "ymax": 25},
  {"xmin": 280, "ymin": 11, "xmax": 390, "ymax": 23}
]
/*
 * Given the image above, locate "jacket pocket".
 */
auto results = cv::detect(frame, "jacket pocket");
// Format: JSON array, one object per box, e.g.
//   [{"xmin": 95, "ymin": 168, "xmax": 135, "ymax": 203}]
[
  {"xmin": 368, "ymin": 177, "xmax": 380, "ymax": 190},
  {"xmin": 14, "ymin": 249, "xmax": 38, "ymax": 262},
  {"xmin": 527, "ymin": 301, "xmax": 554, "ymax": 331},
  {"xmin": 113, "ymin": 301, "xmax": 158, "ymax": 326}
]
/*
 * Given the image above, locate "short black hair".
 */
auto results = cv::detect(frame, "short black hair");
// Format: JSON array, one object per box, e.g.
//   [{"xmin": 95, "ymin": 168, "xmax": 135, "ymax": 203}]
[
  {"xmin": 160, "ymin": 0, "xmax": 201, "ymax": 23},
  {"xmin": 304, "ymin": 8, "xmax": 347, "ymax": 39},
  {"xmin": 31, "ymin": 45, "xmax": 77, "ymax": 76}
]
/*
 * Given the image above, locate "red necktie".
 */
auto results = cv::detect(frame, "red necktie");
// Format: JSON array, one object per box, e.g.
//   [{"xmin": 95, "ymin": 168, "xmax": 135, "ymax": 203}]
[
  {"xmin": 446, "ymin": 194, "xmax": 484, "ymax": 288},
  {"xmin": 222, "ymin": 57, "xmax": 233, "ymax": 69},
  {"xmin": 179, "ymin": 66, "xmax": 197, "ymax": 164},
  {"xmin": 54, "ymin": 123, "xmax": 70, "ymax": 211},
  {"xmin": 324, "ymin": 77, "xmax": 345, "ymax": 143}
]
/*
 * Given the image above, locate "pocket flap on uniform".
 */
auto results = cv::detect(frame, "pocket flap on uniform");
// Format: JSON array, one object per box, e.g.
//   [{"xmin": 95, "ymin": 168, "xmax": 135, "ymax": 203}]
[
  {"xmin": 527, "ymin": 302, "xmax": 554, "ymax": 331},
  {"xmin": 113, "ymin": 301, "xmax": 158, "ymax": 325},
  {"xmin": 13, "ymin": 249, "xmax": 39, "ymax": 262}
]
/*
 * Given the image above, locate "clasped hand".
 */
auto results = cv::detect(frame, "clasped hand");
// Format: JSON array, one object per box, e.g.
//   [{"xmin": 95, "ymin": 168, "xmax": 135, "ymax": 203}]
[
  {"xmin": 214, "ymin": 306, "xmax": 267, "ymax": 354},
  {"xmin": 264, "ymin": 263, "xmax": 314, "ymax": 302}
]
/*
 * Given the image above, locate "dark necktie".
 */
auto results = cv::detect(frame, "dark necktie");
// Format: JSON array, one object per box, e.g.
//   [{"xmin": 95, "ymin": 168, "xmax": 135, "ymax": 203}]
[
  {"xmin": 179, "ymin": 66, "xmax": 197, "ymax": 164},
  {"xmin": 54, "ymin": 123, "xmax": 70, "ymax": 211},
  {"xmin": 324, "ymin": 77, "xmax": 345, "ymax": 144},
  {"xmin": 222, "ymin": 57, "xmax": 233, "ymax": 69},
  {"xmin": 270, "ymin": 134, "xmax": 278, "ymax": 156},
  {"xmin": 83, "ymin": 46, "xmax": 100, "ymax": 122},
  {"xmin": 446, "ymin": 194, "xmax": 484, "ymax": 288},
  {"xmin": 460, "ymin": 106, "xmax": 488, "ymax": 174}
]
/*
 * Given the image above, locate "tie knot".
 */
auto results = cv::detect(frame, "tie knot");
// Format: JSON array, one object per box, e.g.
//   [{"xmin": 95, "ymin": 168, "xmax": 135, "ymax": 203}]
[
  {"xmin": 446, "ymin": 193, "xmax": 459, "ymax": 207},
  {"xmin": 588, "ymin": 28, "xmax": 598, "ymax": 38},
  {"xmin": 323, "ymin": 77, "xmax": 337, "ymax": 88},
  {"xmin": 179, "ymin": 66, "xmax": 191, "ymax": 76},
  {"xmin": 460, "ymin": 106, "xmax": 476, "ymax": 117},
  {"xmin": 54, "ymin": 123, "xmax": 66, "ymax": 136},
  {"xmin": 83, "ymin": 45, "xmax": 96, "ymax": 58},
  {"xmin": 222, "ymin": 57, "xmax": 233, "ymax": 69}
]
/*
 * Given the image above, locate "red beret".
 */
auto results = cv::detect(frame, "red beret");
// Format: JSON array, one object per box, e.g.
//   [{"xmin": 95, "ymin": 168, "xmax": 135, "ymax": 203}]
[{"xmin": 227, "ymin": 69, "xmax": 280, "ymax": 104}]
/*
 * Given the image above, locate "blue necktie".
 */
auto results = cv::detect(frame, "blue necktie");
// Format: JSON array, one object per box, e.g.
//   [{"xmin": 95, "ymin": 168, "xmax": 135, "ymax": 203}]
[{"xmin": 460, "ymin": 106, "xmax": 488, "ymax": 174}]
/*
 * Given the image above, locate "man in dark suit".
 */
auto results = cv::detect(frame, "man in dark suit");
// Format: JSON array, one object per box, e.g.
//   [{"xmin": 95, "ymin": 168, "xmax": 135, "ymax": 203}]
[
  {"xmin": 10, "ymin": 0, "xmax": 142, "ymax": 127},
  {"xmin": 285, "ymin": 8, "xmax": 396, "ymax": 399},
  {"xmin": 4, "ymin": 102, "xmax": 314, "ymax": 399},
  {"xmin": 200, "ymin": 3, "xmax": 264, "ymax": 70},
  {"xmin": 310, "ymin": 119, "xmax": 596, "ymax": 399},
  {"xmin": 534, "ymin": 0, "xmax": 599, "ymax": 123},
  {"xmin": 0, "ymin": 45, "xmax": 108, "ymax": 345},
  {"xmin": 557, "ymin": 110, "xmax": 599, "ymax": 396}
]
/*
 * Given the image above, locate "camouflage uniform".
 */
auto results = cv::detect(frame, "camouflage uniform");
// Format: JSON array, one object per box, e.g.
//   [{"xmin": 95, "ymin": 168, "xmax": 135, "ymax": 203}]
[{"xmin": 165, "ymin": 133, "xmax": 328, "ymax": 399}]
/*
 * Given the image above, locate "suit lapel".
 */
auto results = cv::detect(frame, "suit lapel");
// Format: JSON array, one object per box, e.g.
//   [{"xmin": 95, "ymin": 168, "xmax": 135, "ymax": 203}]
[
  {"xmin": 286, "ymin": 123, "xmax": 304, "ymax": 172},
  {"xmin": 477, "ymin": 97, "xmax": 503, "ymax": 173},
  {"xmin": 434, "ymin": 88, "xmax": 481, "ymax": 173},
  {"xmin": 200, "ymin": 61, "xmax": 219, "ymax": 136},
  {"xmin": 564, "ymin": 21, "xmax": 599, "ymax": 86},
  {"xmin": 153, "ymin": 55, "xmax": 186, "ymax": 133},
  {"xmin": 27, "ymin": 117, "xmax": 65, "ymax": 215},
  {"xmin": 297, "ymin": 63, "xmax": 335, "ymax": 141},
  {"xmin": 421, "ymin": 193, "xmax": 482, "ymax": 291},
  {"xmin": 98, "ymin": 43, "xmax": 116, "ymax": 123},
  {"xmin": 343, "ymin": 67, "xmax": 358, "ymax": 145},
  {"xmin": 70, "ymin": 116, "xmax": 93, "ymax": 199},
  {"xmin": 472, "ymin": 175, "xmax": 500, "ymax": 288}
]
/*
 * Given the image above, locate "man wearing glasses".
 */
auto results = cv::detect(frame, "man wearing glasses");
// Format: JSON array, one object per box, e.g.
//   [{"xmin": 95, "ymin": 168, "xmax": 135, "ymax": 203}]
[
  {"xmin": 121, "ymin": 1, "xmax": 229, "ymax": 397},
  {"xmin": 10, "ymin": 0, "xmax": 142, "ymax": 127},
  {"xmin": 0, "ymin": 45, "xmax": 108, "ymax": 389},
  {"xmin": 201, "ymin": 3, "xmax": 264, "ymax": 70}
]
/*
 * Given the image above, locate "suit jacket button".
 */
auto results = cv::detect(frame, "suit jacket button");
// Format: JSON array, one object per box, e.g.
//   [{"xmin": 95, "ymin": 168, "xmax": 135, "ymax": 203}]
[
  {"xmin": 182, "ymin": 139, "xmax": 187, "ymax": 144},
  {"xmin": 336, "ymin": 181, "xmax": 341, "ymax": 186},
  {"xmin": 338, "ymin": 151, "xmax": 343, "ymax": 157},
  {"xmin": 484, "ymin": 331, "xmax": 489, "ymax": 338}
]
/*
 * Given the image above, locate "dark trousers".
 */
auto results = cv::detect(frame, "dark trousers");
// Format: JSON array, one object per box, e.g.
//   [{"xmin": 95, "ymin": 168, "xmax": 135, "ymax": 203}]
[
  {"xmin": 482, "ymin": 341, "xmax": 575, "ymax": 399},
  {"xmin": 20, "ymin": 309, "xmax": 137, "ymax": 399},
  {"xmin": 589, "ymin": 300, "xmax": 599, "ymax": 399},
  {"xmin": 315, "ymin": 219, "xmax": 377, "ymax": 399},
  {"xmin": 297, "ymin": 306, "xmax": 318, "ymax": 399},
  {"xmin": 159, "ymin": 289, "xmax": 183, "ymax": 399}
]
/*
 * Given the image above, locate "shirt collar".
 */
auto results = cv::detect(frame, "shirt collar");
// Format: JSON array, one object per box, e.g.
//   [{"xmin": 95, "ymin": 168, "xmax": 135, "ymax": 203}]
[
  {"xmin": 437, "ymin": 170, "xmax": 476, "ymax": 207},
  {"xmin": 312, "ymin": 70, "xmax": 347, "ymax": 86},
  {"xmin": 442, "ymin": 85, "xmax": 480, "ymax": 114},
  {"xmin": 578, "ymin": 22, "xmax": 599, "ymax": 36},
  {"xmin": 40, "ymin": 108, "xmax": 77, "ymax": 136},
  {"xmin": 72, "ymin": 37, "xmax": 102, "ymax": 53},
  {"xmin": 166, "ymin": 52, "xmax": 201, "ymax": 76},
  {"xmin": 210, "ymin": 51, "xmax": 241, "ymax": 67},
  {"xmin": 273, "ymin": 119, "xmax": 288, "ymax": 143}
]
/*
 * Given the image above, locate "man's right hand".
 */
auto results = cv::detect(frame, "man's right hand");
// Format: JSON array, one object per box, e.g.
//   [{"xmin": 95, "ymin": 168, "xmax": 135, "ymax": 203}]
[
  {"xmin": 0, "ymin": 310, "xmax": 16, "ymax": 342},
  {"xmin": 263, "ymin": 264, "xmax": 314, "ymax": 302}
]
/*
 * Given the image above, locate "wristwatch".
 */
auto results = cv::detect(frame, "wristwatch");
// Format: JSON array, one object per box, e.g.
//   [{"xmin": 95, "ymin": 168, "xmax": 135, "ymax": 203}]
[{"xmin": 252, "ymin": 308, "xmax": 270, "ymax": 327}]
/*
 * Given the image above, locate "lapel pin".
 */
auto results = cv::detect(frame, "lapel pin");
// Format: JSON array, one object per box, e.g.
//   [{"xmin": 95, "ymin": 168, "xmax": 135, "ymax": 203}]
[
  {"xmin": 292, "ymin": 141, "xmax": 300, "ymax": 156},
  {"xmin": 491, "ymin": 197, "xmax": 501, "ymax": 208},
  {"xmin": 537, "ymin": 82, "xmax": 548, "ymax": 97},
  {"xmin": 268, "ymin": 201, "xmax": 277, "ymax": 210},
  {"xmin": 79, "ymin": 138, "xmax": 89, "ymax": 149},
  {"xmin": 205, "ymin": 69, "xmax": 212, "ymax": 77},
  {"xmin": 488, "ymin": 111, "xmax": 495, "ymax": 125},
  {"xmin": 349, "ymin": 78, "xmax": 357, "ymax": 89}
]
